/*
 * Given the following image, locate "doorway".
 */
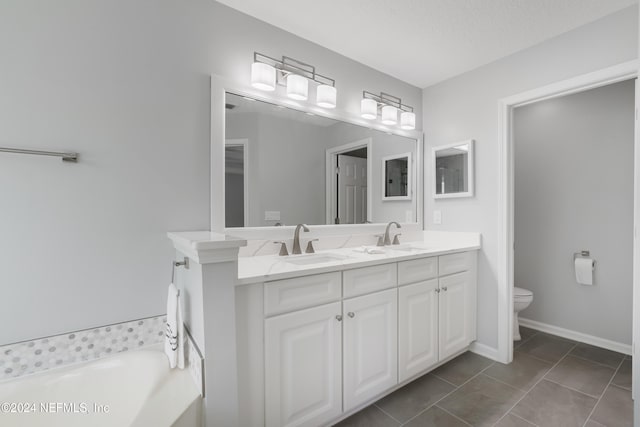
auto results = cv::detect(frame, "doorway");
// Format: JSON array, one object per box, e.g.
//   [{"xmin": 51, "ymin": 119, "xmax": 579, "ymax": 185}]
[
  {"xmin": 326, "ymin": 138, "xmax": 373, "ymax": 224},
  {"xmin": 225, "ymin": 139, "xmax": 249, "ymax": 228}
]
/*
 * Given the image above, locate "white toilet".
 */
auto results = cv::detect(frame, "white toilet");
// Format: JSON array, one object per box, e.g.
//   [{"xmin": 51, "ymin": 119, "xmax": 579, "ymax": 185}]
[{"xmin": 513, "ymin": 287, "xmax": 533, "ymax": 340}]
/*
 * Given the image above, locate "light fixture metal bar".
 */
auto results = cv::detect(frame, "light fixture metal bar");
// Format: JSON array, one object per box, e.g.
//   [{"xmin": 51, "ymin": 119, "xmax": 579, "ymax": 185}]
[
  {"xmin": 254, "ymin": 51, "xmax": 335, "ymax": 87},
  {"xmin": 363, "ymin": 90, "xmax": 414, "ymax": 112}
]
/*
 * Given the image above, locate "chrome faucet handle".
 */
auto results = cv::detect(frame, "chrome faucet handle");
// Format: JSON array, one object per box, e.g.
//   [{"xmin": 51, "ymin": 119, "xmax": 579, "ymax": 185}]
[
  {"xmin": 374, "ymin": 234, "xmax": 385, "ymax": 247},
  {"xmin": 305, "ymin": 239, "xmax": 319, "ymax": 254},
  {"xmin": 273, "ymin": 241, "xmax": 289, "ymax": 256},
  {"xmin": 292, "ymin": 224, "xmax": 310, "ymax": 255},
  {"xmin": 392, "ymin": 233, "xmax": 402, "ymax": 245}
]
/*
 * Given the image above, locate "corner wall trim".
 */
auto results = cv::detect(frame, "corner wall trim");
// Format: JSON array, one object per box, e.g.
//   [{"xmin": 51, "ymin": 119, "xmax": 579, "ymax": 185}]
[
  {"xmin": 519, "ymin": 317, "xmax": 632, "ymax": 355},
  {"xmin": 469, "ymin": 341, "xmax": 500, "ymax": 362}
]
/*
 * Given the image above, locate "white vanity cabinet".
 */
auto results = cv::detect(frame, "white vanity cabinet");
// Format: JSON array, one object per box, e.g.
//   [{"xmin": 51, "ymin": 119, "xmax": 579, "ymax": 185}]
[
  {"xmin": 343, "ymin": 288, "xmax": 398, "ymax": 411},
  {"xmin": 438, "ymin": 253, "xmax": 477, "ymax": 359},
  {"xmin": 397, "ymin": 252, "xmax": 477, "ymax": 382},
  {"xmin": 245, "ymin": 250, "xmax": 477, "ymax": 427},
  {"xmin": 264, "ymin": 302, "xmax": 343, "ymax": 427}
]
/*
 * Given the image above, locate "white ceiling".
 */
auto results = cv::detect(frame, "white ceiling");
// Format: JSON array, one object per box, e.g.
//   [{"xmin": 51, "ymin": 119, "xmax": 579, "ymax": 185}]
[{"xmin": 218, "ymin": 0, "xmax": 637, "ymax": 88}]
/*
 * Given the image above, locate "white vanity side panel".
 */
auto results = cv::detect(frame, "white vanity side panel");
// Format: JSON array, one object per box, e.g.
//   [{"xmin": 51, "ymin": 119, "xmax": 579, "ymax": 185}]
[
  {"xmin": 235, "ymin": 283, "xmax": 265, "ymax": 427},
  {"xmin": 264, "ymin": 272, "xmax": 342, "ymax": 316},
  {"xmin": 343, "ymin": 263, "xmax": 397, "ymax": 298},
  {"xmin": 398, "ymin": 257, "xmax": 438, "ymax": 285},
  {"xmin": 438, "ymin": 252, "xmax": 473, "ymax": 276}
]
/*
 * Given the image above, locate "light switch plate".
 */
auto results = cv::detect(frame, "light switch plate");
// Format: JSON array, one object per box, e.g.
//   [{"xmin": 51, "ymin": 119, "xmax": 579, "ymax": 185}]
[
  {"xmin": 264, "ymin": 211, "xmax": 280, "ymax": 221},
  {"xmin": 433, "ymin": 210, "xmax": 442, "ymax": 224}
]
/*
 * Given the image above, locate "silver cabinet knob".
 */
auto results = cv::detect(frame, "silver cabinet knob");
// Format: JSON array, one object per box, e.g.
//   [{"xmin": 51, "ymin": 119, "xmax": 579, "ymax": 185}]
[
  {"xmin": 336, "ymin": 315, "xmax": 343, "ymax": 322},
  {"xmin": 442, "ymin": 287, "xmax": 448, "ymax": 291},
  {"xmin": 435, "ymin": 288, "xmax": 440, "ymax": 293},
  {"xmin": 347, "ymin": 312, "xmax": 355, "ymax": 318}
]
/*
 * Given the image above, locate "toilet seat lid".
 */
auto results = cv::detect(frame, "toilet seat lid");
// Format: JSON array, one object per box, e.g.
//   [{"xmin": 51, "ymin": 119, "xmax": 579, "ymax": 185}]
[{"xmin": 514, "ymin": 287, "xmax": 532, "ymax": 297}]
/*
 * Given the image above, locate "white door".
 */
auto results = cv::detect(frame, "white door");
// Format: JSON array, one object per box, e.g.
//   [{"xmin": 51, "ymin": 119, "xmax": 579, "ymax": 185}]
[
  {"xmin": 438, "ymin": 272, "xmax": 472, "ymax": 360},
  {"xmin": 398, "ymin": 280, "xmax": 439, "ymax": 382},
  {"xmin": 343, "ymin": 289, "xmax": 398, "ymax": 411},
  {"xmin": 265, "ymin": 302, "xmax": 342, "ymax": 427},
  {"xmin": 337, "ymin": 155, "xmax": 367, "ymax": 224}
]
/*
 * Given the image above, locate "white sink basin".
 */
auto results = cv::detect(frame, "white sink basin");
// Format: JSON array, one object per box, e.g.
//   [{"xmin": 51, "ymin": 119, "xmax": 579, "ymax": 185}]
[{"xmin": 283, "ymin": 253, "xmax": 351, "ymax": 266}]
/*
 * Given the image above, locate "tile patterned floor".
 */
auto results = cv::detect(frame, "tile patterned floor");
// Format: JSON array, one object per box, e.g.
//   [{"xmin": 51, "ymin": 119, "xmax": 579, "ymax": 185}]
[{"xmin": 334, "ymin": 327, "xmax": 633, "ymax": 427}]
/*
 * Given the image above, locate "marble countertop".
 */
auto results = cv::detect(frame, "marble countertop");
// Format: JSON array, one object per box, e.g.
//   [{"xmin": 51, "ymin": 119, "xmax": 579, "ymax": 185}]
[{"xmin": 238, "ymin": 237, "xmax": 481, "ymax": 285}]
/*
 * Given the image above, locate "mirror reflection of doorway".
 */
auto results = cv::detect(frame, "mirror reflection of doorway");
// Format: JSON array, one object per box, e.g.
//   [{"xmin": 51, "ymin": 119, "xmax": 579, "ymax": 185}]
[
  {"xmin": 225, "ymin": 139, "xmax": 248, "ymax": 227},
  {"xmin": 336, "ymin": 147, "xmax": 368, "ymax": 224}
]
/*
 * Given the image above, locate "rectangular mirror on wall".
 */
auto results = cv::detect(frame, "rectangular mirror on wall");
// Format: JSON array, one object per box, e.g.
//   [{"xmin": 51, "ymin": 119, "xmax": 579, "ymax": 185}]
[
  {"xmin": 224, "ymin": 92, "xmax": 419, "ymax": 227},
  {"xmin": 382, "ymin": 153, "xmax": 411, "ymax": 200},
  {"xmin": 432, "ymin": 140, "xmax": 474, "ymax": 199}
]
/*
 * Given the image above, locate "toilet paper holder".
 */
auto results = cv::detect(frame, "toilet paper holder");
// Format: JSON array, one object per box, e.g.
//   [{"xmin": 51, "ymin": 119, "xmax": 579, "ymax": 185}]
[{"xmin": 573, "ymin": 250, "xmax": 595, "ymax": 265}]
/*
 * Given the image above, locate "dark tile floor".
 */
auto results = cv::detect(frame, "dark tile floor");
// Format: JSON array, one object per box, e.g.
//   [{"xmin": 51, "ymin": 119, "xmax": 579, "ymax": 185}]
[{"xmin": 334, "ymin": 327, "xmax": 633, "ymax": 427}]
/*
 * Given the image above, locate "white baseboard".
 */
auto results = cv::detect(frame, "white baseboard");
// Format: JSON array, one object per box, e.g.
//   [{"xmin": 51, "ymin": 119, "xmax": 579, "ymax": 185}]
[
  {"xmin": 469, "ymin": 341, "xmax": 500, "ymax": 361},
  {"xmin": 519, "ymin": 318, "xmax": 632, "ymax": 355}
]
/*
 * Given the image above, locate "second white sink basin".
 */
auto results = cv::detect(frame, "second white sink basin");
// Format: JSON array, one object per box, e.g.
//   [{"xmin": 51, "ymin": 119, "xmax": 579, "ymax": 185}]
[
  {"xmin": 284, "ymin": 253, "xmax": 351, "ymax": 266},
  {"xmin": 390, "ymin": 244, "xmax": 432, "ymax": 252}
]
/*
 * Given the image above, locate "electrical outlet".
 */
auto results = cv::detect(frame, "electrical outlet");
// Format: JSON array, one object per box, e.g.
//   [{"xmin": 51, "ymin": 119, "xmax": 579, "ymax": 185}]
[
  {"xmin": 264, "ymin": 211, "xmax": 280, "ymax": 221},
  {"xmin": 433, "ymin": 210, "xmax": 442, "ymax": 224}
]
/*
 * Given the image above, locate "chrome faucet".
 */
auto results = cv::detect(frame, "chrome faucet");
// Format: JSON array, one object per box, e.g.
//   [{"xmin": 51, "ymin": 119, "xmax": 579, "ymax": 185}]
[
  {"xmin": 292, "ymin": 224, "xmax": 310, "ymax": 254},
  {"xmin": 384, "ymin": 221, "xmax": 401, "ymax": 245}
]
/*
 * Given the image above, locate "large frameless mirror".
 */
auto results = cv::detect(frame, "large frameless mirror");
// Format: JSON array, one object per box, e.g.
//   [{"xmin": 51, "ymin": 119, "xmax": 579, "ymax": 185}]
[{"xmin": 224, "ymin": 92, "xmax": 419, "ymax": 227}]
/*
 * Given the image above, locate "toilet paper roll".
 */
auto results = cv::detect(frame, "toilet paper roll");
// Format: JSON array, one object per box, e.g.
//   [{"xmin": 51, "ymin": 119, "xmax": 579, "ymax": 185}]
[{"xmin": 575, "ymin": 257, "xmax": 594, "ymax": 285}]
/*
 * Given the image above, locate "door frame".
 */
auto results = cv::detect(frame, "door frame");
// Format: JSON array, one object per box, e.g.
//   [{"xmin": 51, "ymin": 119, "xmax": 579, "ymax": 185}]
[
  {"xmin": 496, "ymin": 60, "xmax": 639, "ymax": 365},
  {"xmin": 225, "ymin": 138, "xmax": 249, "ymax": 227},
  {"xmin": 325, "ymin": 138, "xmax": 373, "ymax": 224}
]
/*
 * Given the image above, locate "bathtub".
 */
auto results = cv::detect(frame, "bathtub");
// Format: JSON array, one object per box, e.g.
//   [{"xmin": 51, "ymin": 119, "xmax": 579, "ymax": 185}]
[{"xmin": 0, "ymin": 347, "xmax": 201, "ymax": 427}]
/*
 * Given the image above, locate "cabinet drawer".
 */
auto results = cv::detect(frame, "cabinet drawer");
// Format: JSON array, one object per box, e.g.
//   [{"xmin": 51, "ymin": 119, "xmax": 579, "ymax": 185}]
[
  {"xmin": 438, "ymin": 252, "xmax": 472, "ymax": 276},
  {"xmin": 343, "ymin": 263, "xmax": 397, "ymax": 298},
  {"xmin": 398, "ymin": 257, "xmax": 438, "ymax": 285},
  {"xmin": 264, "ymin": 272, "xmax": 341, "ymax": 316}
]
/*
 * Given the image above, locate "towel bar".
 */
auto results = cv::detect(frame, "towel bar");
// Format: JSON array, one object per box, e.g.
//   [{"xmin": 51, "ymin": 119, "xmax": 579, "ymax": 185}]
[{"xmin": 171, "ymin": 257, "xmax": 190, "ymax": 289}]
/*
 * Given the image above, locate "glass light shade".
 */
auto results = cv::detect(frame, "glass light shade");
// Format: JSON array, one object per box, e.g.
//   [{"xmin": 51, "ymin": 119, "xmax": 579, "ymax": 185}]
[
  {"xmin": 381, "ymin": 105, "xmax": 398, "ymax": 125},
  {"xmin": 251, "ymin": 62, "xmax": 276, "ymax": 91},
  {"xmin": 361, "ymin": 98, "xmax": 377, "ymax": 120},
  {"xmin": 400, "ymin": 111, "xmax": 416, "ymax": 130},
  {"xmin": 286, "ymin": 74, "xmax": 308, "ymax": 100},
  {"xmin": 316, "ymin": 85, "xmax": 337, "ymax": 108}
]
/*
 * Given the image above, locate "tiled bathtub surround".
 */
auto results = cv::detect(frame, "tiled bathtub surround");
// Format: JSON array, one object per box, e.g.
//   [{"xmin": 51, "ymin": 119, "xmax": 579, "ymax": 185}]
[{"xmin": 0, "ymin": 315, "xmax": 166, "ymax": 381}]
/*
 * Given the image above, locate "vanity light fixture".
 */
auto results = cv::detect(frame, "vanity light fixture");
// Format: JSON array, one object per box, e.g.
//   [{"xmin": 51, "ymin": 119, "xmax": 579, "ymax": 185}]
[
  {"xmin": 361, "ymin": 91, "xmax": 415, "ymax": 130},
  {"xmin": 381, "ymin": 105, "xmax": 398, "ymax": 125},
  {"xmin": 251, "ymin": 52, "xmax": 337, "ymax": 108}
]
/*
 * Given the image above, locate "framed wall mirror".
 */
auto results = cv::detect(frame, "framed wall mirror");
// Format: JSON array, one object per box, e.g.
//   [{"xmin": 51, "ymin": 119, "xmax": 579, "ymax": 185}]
[
  {"xmin": 382, "ymin": 152, "xmax": 411, "ymax": 201},
  {"xmin": 432, "ymin": 140, "xmax": 474, "ymax": 199},
  {"xmin": 223, "ymin": 91, "xmax": 421, "ymax": 227}
]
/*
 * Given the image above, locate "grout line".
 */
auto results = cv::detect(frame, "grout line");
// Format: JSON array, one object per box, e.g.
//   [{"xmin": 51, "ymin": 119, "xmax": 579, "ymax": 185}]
[
  {"xmin": 491, "ymin": 342, "xmax": 579, "ymax": 426},
  {"xmin": 400, "ymin": 359, "xmax": 496, "ymax": 426},
  {"xmin": 542, "ymin": 377, "xmax": 603, "ymax": 400},
  {"xmin": 433, "ymin": 404, "xmax": 473, "ymax": 426},
  {"xmin": 512, "ymin": 350, "xmax": 558, "ymax": 365},
  {"xmin": 429, "ymin": 372, "xmax": 463, "ymax": 388},
  {"xmin": 581, "ymin": 356, "xmax": 627, "ymax": 427},
  {"xmin": 373, "ymin": 403, "xmax": 403, "ymax": 425},
  {"xmin": 482, "ymin": 371, "xmax": 535, "ymax": 393},
  {"xmin": 508, "ymin": 411, "xmax": 538, "ymax": 426},
  {"xmin": 565, "ymin": 352, "xmax": 624, "ymax": 370},
  {"xmin": 609, "ymin": 382, "xmax": 632, "ymax": 392}
]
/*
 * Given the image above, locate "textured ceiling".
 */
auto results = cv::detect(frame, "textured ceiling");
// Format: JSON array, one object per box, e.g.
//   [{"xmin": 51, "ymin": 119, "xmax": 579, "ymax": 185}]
[{"xmin": 217, "ymin": 0, "xmax": 637, "ymax": 88}]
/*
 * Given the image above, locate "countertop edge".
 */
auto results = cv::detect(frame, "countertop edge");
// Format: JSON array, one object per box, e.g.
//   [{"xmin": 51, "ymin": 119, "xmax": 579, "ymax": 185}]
[{"xmin": 236, "ymin": 245, "xmax": 480, "ymax": 286}]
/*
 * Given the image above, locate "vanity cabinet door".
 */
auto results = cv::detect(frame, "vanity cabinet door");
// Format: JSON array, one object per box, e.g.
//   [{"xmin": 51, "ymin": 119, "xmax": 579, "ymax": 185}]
[
  {"xmin": 265, "ymin": 302, "xmax": 342, "ymax": 427},
  {"xmin": 398, "ymin": 280, "xmax": 439, "ymax": 382},
  {"xmin": 343, "ymin": 288, "xmax": 398, "ymax": 412},
  {"xmin": 438, "ymin": 271, "xmax": 472, "ymax": 360}
]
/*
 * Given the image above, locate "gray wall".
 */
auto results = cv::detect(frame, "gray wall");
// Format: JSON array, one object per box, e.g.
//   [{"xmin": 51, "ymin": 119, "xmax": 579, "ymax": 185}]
[
  {"xmin": 514, "ymin": 80, "xmax": 634, "ymax": 345},
  {"xmin": 422, "ymin": 6, "xmax": 638, "ymax": 349},
  {"xmin": 0, "ymin": 0, "xmax": 421, "ymax": 345}
]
